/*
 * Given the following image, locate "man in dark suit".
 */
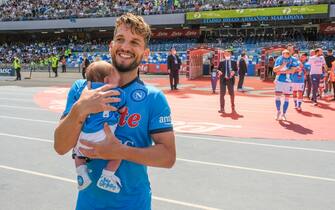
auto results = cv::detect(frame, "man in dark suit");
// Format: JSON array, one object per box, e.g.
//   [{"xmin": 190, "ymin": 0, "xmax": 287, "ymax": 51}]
[
  {"xmin": 237, "ymin": 53, "xmax": 247, "ymax": 91},
  {"xmin": 217, "ymin": 50, "xmax": 238, "ymax": 113},
  {"xmin": 82, "ymin": 53, "xmax": 90, "ymax": 79},
  {"xmin": 167, "ymin": 47, "xmax": 181, "ymax": 90}
]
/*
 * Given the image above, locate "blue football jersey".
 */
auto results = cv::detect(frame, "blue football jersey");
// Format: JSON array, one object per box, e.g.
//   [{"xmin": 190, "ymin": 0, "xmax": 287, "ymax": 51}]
[
  {"xmin": 292, "ymin": 61, "xmax": 311, "ymax": 84},
  {"xmin": 274, "ymin": 56, "xmax": 299, "ymax": 83},
  {"xmin": 63, "ymin": 78, "xmax": 173, "ymax": 210}
]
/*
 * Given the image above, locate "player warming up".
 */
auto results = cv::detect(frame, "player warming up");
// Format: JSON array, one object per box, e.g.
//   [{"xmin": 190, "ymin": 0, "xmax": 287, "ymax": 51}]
[
  {"xmin": 71, "ymin": 61, "xmax": 126, "ymax": 193},
  {"xmin": 273, "ymin": 49, "xmax": 299, "ymax": 121},
  {"xmin": 292, "ymin": 53, "xmax": 311, "ymax": 111}
]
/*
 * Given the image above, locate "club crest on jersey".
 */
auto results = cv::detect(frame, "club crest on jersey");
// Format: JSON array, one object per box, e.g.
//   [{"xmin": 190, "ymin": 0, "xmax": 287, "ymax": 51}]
[{"xmin": 131, "ymin": 89, "xmax": 146, "ymax": 102}]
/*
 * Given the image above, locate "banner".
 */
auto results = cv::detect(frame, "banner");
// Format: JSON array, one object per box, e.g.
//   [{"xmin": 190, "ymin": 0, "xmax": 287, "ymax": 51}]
[
  {"xmin": 330, "ymin": 5, "xmax": 335, "ymax": 17},
  {"xmin": 151, "ymin": 29, "xmax": 200, "ymax": 39},
  {"xmin": 320, "ymin": 23, "xmax": 335, "ymax": 34},
  {"xmin": 186, "ymin": 4, "xmax": 328, "ymax": 24},
  {"xmin": 0, "ymin": 68, "xmax": 14, "ymax": 76}
]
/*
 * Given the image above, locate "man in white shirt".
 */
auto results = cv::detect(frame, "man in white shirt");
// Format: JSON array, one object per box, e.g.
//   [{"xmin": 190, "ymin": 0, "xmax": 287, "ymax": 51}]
[{"xmin": 308, "ymin": 48, "xmax": 326, "ymax": 105}]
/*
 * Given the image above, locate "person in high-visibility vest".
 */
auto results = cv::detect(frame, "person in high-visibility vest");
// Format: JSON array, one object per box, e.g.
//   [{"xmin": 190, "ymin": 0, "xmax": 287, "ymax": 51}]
[
  {"xmin": 13, "ymin": 56, "xmax": 21, "ymax": 80},
  {"xmin": 65, "ymin": 48, "xmax": 72, "ymax": 58},
  {"xmin": 51, "ymin": 54, "xmax": 59, "ymax": 77}
]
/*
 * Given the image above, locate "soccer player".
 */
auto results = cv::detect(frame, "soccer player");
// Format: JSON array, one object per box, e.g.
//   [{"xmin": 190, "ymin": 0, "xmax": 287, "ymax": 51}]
[
  {"xmin": 292, "ymin": 53, "xmax": 311, "ymax": 111},
  {"xmin": 273, "ymin": 49, "xmax": 299, "ymax": 120},
  {"xmin": 54, "ymin": 13, "xmax": 176, "ymax": 210}
]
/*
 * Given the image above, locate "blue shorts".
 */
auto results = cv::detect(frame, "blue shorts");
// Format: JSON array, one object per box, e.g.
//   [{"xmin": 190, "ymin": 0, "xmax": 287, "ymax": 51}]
[{"xmin": 76, "ymin": 186, "xmax": 152, "ymax": 210}]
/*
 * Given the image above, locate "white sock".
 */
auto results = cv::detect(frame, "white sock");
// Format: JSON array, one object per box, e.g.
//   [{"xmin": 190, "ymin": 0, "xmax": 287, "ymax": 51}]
[
  {"xmin": 101, "ymin": 169, "xmax": 115, "ymax": 177},
  {"xmin": 76, "ymin": 165, "xmax": 92, "ymax": 190},
  {"xmin": 76, "ymin": 165, "xmax": 88, "ymax": 174}
]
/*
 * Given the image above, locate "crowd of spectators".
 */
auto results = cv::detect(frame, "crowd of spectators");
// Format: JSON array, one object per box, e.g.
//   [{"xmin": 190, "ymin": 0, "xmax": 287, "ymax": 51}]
[
  {"xmin": 0, "ymin": 0, "xmax": 329, "ymax": 21},
  {"xmin": 0, "ymin": 38, "xmax": 108, "ymax": 64},
  {"xmin": 1, "ymin": 30, "xmax": 335, "ymax": 66}
]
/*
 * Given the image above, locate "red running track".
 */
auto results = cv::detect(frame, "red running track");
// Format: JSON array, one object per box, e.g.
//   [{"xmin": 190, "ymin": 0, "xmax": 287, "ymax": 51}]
[{"xmin": 34, "ymin": 76, "xmax": 335, "ymax": 141}]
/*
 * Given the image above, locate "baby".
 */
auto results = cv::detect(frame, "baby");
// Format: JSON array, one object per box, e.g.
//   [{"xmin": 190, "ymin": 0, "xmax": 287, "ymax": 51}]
[
  {"xmin": 73, "ymin": 61, "xmax": 126, "ymax": 193},
  {"xmin": 275, "ymin": 50, "xmax": 292, "ymax": 83}
]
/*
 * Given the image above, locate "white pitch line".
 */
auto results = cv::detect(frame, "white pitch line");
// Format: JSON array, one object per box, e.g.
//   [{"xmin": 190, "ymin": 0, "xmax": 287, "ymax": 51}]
[
  {"xmin": 152, "ymin": 196, "xmax": 221, "ymax": 210},
  {"xmin": 0, "ymin": 97, "xmax": 33, "ymax": 102},
  {"xmin": 0, "ymin": 133, "xmax": 53, "ymax": 143},
  {"xmin": 0, "ymin": 104, "xmax": 47, "ymax": 111},
  {"xmin": 0, "ymin": 113, "xmax": 333, "ymax": 154},
  {"xmin": 176, "ymin": 134, "xmax": 335, "ymax": 154},
  {"xmin": 177, "ymin": 158, "xmax": 335, "ymax": 182},
  {"xmin": 0, "ymin": 165, "xmax": 75, "ymax": 183},
  {"xmin": 0, "ymin": 112, "xmax": 333, "ymax": 154},
  {"xmin": 0, "ymin": 92, "xmax": 35, "ymax": 97},
  {"xmin": 1, "ymin": 132, "xmax": 335, "ymax": 183},
  {"xmin": 0, "ymin": 115, "xmax": 57, "ymax": 124},
  {"xmin": 0, "ymin": 165, "xmax": 221, "ymax": 210}
]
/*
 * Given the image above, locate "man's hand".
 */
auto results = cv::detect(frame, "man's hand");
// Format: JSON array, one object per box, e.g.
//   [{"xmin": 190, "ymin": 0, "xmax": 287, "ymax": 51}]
[
  {"xmin": 168, "ymin": 69, "xmax": 171, "ymax": 74},
  {"xmin": 76, "ymin": 81, "xmax": 121, "ymax": 118},
  {"xmin": 79, "ymin": 123, "xmax": 125, "ymax": 160},
  {"xmin": 230, "ymin": 71, "xmax": 235, "ymax": 77},
  {"xmin": 217, "ymin": 70, "xmax": 223, "ymax": 77}
]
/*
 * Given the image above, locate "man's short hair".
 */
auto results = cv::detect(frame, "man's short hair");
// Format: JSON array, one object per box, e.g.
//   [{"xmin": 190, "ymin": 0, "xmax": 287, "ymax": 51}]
[
  {"xmin": 114, "ymin": 13, "xmax": 152, "ymax": 47},
  {"xmin": 328, "ymin": 49, "xmax": 333, "ymax": 53},
  {"xmin": 301, "ymin": 53, "xmax": 308, "ymax": 57}
]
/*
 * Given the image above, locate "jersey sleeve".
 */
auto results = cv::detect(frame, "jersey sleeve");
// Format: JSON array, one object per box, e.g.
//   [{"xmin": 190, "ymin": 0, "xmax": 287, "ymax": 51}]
[
  {"xmin": 62, "ymin": 80, "xmax": 86, "ymax": 118},
  {"xmin": 274, "ymin": 57, "xmax": 282, "ymax": 67},
  {"xmin": 291, "ymin": 57, "xmax": 300, "ymax": 68},
  {"xmin": 149, "ymin": 91, "xmax": 173, "ymax": 134}
]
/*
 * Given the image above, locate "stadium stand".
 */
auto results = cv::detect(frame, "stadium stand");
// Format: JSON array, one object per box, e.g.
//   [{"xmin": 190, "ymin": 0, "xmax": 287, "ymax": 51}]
[
  {"xmin": 0, "ymin": 0, "xmax": 334, "ymax": 76},
  {"xmin": 0, "ymin": 0, "xmax": 329, "ymax": 21}
]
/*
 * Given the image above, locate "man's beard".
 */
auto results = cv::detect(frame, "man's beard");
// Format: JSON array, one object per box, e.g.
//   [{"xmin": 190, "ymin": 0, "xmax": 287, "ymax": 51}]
[{"xmin": 112, "ymin": 54, "xmax": 142, "ymax": 73}]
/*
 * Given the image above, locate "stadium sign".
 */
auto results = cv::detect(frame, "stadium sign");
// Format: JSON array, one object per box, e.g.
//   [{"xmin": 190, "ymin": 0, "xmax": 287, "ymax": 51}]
[
  {"xmin": 186, "ymin": 4, "xmax": 328, "ymax": 24},
  {"xmin": 151, "ymin": 29, "xmax": 200, "ymax": 38},
  {"xmin": 0, "ymin": 68, "xmax": 14, "ymax": 76},
  {"xmin": 320, "ymin": 23, "xmax": 335, "ymax": 34}
]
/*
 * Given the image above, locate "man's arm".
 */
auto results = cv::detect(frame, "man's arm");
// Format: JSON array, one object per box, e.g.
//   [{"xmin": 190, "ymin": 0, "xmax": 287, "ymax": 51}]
[
  {"xmin": 273, "ymin": 62, "xmax": 287, "ymax": 73},
  {"xmin": 123, "ymin": 131, "xmax": 176, "ymax": 168},
  {"xmin": 79, "ymin": 124, "xmax": 176, "ymax": 168},
  {"xmin": 217, "ymin": 61, "xmax": 223, "ymax": 76},
  {"xmin": 167, "ymin": 56, "xmax": 172, "ymax": 71},
  {"xmin": 54, "ymin": 103, "xmax": 87, "ymax": 155}
]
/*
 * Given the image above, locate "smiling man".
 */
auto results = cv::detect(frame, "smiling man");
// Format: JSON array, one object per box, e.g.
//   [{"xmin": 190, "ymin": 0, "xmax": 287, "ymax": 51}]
[{"xmin": 54, "ymin": 13, "xmax": 176, "ymax": 210}]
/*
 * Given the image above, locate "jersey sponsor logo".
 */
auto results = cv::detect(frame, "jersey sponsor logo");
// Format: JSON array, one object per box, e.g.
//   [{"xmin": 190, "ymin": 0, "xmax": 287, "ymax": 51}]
[
  {"xmin": 119, "ymin": 107, "xmax": 141, "ymax": 128},
  {"xmin": 131, "ymin": 89, "xmax": 147, "ymax": 102},
  {"xmin": 159, "ymin": 116, "xmax": 171, "ymax": 124}
]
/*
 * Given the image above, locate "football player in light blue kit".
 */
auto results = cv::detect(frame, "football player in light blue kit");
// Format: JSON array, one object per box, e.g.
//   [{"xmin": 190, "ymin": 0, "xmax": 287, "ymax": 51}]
[
  {"xmin": 273, "ymin": 49, "xmax": 299, "ymax": 121},
  {"xmin": 292, "ymin": 53, "xmax": 311, "ymax": 111},
  {"xmin": 54, "ymin": 13, "xmax": 176, "ymax": 210},
  {"xmin": 71, "ymin": 61, "xmax": 126, "ymax": 193}
]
